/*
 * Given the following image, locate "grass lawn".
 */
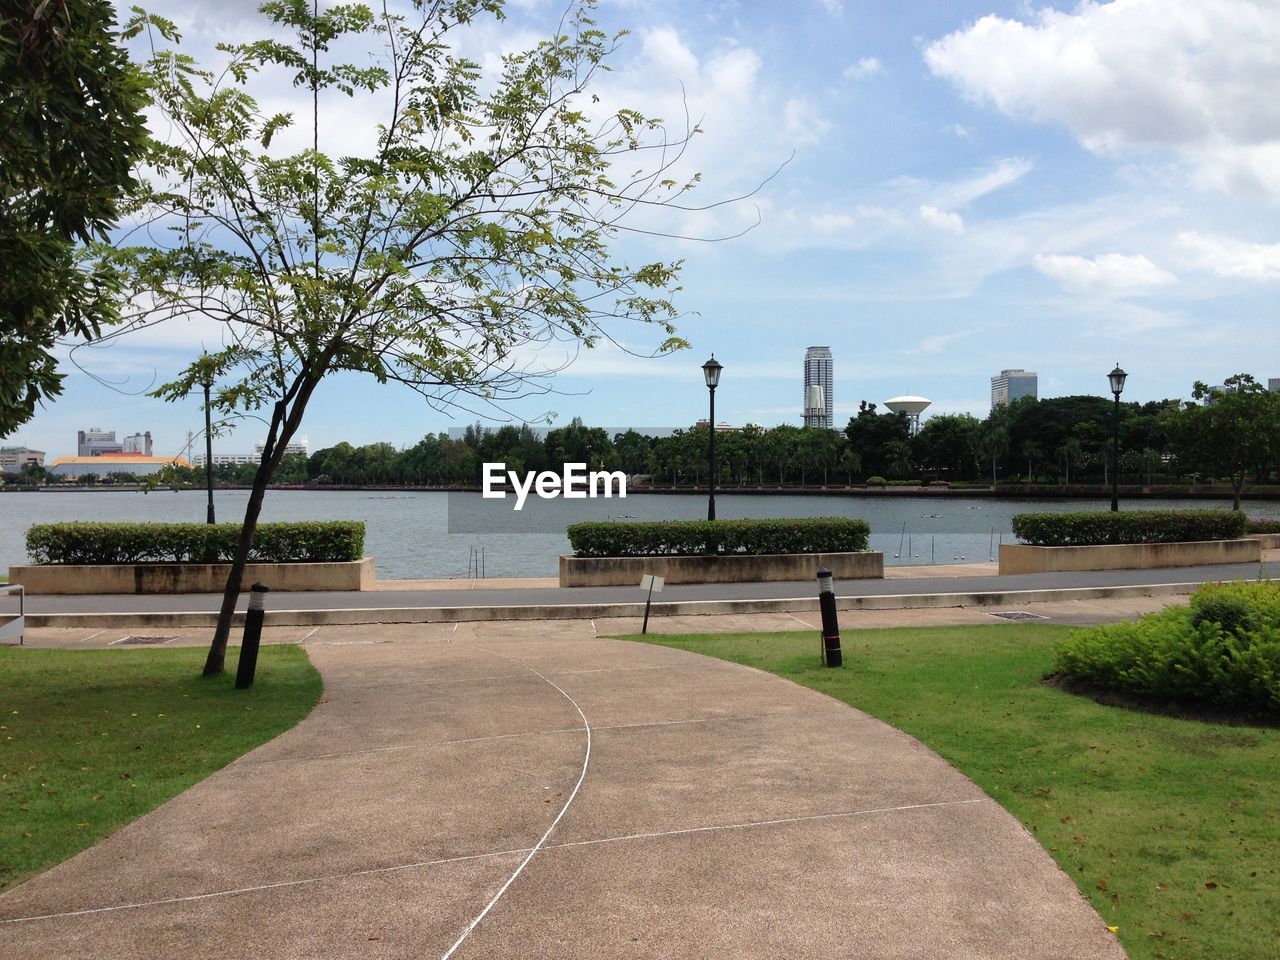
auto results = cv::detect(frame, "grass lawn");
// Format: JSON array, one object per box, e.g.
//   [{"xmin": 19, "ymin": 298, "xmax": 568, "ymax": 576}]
[
  {"xmin": 0, "ymin": 644, "xmax": 322, "ymax": 892},
  {"xmin": 635, "ymin": 624, "xmax": 1279, "ymax": 960}
]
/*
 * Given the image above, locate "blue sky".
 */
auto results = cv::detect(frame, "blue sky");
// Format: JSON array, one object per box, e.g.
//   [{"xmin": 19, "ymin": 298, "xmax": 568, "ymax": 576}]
[{"xmin": 12, "ymin": 0, "xmax": 1280, "ymax": 459}]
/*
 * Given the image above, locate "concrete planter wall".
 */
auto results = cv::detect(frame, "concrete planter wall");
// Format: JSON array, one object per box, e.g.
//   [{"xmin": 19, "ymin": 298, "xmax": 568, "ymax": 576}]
[
  {"xmin": 998, "ymin": 540, "xmax": 1259, "ymax": 576},
  {"xmin": 559, "ymin": 551, "xmax": 883, "ymax": 587},
  {"xmin": 1248, "ymin": 533, "xmax": 1280, "ymax": 549},
  {"xmin": 8, "ymin": 557, "xmax": 375, "ymax": 595}
]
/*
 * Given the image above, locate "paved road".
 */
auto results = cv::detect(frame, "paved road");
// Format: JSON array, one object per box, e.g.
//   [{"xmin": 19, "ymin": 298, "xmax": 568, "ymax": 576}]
[
  {"xmin": 18, "ymin": 559, "xmax": 1280, "ymax": 615},
  {"xmin": 0, "ymin": 621, "xmax": 1124, "ymax": 959}
]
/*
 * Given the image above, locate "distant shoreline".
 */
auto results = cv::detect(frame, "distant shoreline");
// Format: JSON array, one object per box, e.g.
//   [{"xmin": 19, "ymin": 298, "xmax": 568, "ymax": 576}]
[{"xmin": 5, "ymin": 483, "xmax": 1279, "ymax": 501}]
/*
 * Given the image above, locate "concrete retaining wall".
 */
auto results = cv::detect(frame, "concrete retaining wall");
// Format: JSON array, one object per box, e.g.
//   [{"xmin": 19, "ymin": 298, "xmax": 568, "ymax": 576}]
[
  {"xmin": 998, "ymin": 540, "xmax": 1259, "ymax": 575},
  {"xmin": 8, "ymin": 557, "xmax": 375, "ymax": 595},
  {"xmin": 1248, "ymin": 533, "xmax": 1280, "ymax": 549},
  {"xmin": 559, "ymin": 551, "xmax": 883, "ymax": 587}
]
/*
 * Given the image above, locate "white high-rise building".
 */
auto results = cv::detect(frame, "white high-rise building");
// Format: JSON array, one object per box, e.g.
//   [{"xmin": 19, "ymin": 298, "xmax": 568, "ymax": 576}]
[
  {"xmin": 803, "ymin": 347, "xmax": 834, "ymax": 428},
  {"xmin": 991, "ymin": 369, "xmax": 1038, "ymax": 409}
]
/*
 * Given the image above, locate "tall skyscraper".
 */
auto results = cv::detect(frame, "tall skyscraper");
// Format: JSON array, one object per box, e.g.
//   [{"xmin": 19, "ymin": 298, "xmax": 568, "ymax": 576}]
[
  {"xmin": 1268, "ymin": 378, "xmax": 1280, "ymax": 393},
  {"xmin": 803, "ymin": 346, "xmax": 834, "ymax": 428},
  {"xmin": 990, "ymin": 369, "xmax": 1038, "ymax": 409}
]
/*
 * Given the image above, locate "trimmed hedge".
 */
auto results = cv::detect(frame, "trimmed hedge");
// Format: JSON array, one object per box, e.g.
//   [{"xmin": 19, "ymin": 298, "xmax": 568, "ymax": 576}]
[
  {"xmin": 567, "ymin": 517, "xmax": 870, "ymax": 558},
  {"xmin": 1011, "ymin": 510, "xmax": 1246, "ymax": 547},
  {"xmin": 1055, "ymin": 580, "xmax": 1280, "ymax": 713},
  {"xmin": 1247, "ymin": 518, "xmax": 1280, "ymax": 535},
  {"xmin": 26, "ymin": 522, "xmax": 365, "ymax": 565}
]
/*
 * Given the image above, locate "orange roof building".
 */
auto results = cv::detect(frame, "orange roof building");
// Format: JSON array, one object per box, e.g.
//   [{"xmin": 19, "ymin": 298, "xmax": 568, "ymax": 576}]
[{"xmin": 47, "ymin": 455, "xmax": 192, "ymax": 478}]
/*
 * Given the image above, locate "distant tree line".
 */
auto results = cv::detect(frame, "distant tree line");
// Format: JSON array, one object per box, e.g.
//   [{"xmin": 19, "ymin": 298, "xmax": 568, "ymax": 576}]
[{"xmin": 18, "ymin": 375, "xmax": 1280, "ymax": 507}]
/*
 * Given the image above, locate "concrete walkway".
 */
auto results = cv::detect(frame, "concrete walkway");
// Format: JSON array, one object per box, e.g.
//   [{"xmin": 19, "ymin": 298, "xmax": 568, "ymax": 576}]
[{"xmin": 0, "ymin": 621, "xmax": 1125, "ymax": 959}]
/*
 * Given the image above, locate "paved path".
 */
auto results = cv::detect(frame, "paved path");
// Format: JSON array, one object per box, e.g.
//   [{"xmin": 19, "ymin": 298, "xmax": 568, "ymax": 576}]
[
  {"xmin": 18, "ymin": 559, "xmax": 1280, "ymax": 617},
  {"xmin": 0, "ymin": 621, "xmax": 1123, "ymax": 959}
]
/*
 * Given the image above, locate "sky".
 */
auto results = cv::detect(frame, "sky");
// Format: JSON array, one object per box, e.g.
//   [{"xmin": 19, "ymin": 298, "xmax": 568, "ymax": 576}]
[{"xmin": 11, "ymin": 0, "xmax": 1280, "ymax": 460}]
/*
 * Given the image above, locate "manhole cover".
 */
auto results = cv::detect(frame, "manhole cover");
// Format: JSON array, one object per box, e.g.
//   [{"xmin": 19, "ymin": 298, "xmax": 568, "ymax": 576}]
[
  {"xmin": 118, "ymin": 635, "xmax": 179, "ymax": 645},
  {"xmin": 987, "ymin": 611, "xmax": 1049, "ymax": 622}
]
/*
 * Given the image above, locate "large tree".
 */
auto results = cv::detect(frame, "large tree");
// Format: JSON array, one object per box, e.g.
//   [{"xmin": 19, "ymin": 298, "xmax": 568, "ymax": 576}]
[
  {"xmin": 111, "ymin": 0, "xmax": 715, "ymax": 673},
  {"xmin": 1167, "ymin": 375, "xmax": 1280, "ymax": 509},
  {"xmin": 0, "ymin": 0, "xmax": 149, "ymax": 435}
]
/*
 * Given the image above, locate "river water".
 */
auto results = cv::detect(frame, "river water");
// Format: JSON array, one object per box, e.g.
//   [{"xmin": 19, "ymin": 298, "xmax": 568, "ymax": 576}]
[{"xmin": 2, "ymin": 489, "xmax": 1277, "ymax": 580}]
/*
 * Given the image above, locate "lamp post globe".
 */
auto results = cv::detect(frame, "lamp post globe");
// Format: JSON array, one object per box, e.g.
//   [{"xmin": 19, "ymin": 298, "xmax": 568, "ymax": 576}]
[
  {"xmin": 1109, "ymin": 364, "xmax": 1126, "ymax": 512},
  {"xmin": 702, "ymin": 356, "xmax": 722, "ymax": 520}
]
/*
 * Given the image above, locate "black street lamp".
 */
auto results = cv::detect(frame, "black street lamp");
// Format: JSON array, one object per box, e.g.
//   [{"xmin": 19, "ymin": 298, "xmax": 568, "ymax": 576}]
[
  {"xmin": 702, "ymin": 355, "xmax": 722, "ymax": 521},
  {"xmin": 1108, "ymin": 363, "xmax": 1127, "ymax": 512},
  {"xmin": 203, "ymin": 368, "xmax": 216, "ymax": 525}
]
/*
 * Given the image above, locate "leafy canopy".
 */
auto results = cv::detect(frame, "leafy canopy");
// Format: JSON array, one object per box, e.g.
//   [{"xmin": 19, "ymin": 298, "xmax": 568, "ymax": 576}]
[
  {"xmin": 0, "ymin": 0, "xmax": 149, "ymax": 435},
  {"xmin": 109, "ymin": 0, "xmax": 696, "ymax": 436}
]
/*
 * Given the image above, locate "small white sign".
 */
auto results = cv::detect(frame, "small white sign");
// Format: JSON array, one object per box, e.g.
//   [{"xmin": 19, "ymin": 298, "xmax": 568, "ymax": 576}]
[{"xmin": 640, "ymin": 574, "xmax": 665, "ymax": 592}]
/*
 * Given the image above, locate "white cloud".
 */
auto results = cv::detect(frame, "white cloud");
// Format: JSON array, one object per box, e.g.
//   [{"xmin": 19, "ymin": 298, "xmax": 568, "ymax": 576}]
[
  {"xmin": 809, "ymin": 205, "xmax": 901, "ymax": 234},
  {"xmin": 843, "ymin": 57, "xmax": 882, "ymax": 80},
  {"xmin": 935, "ymin": 156, "xmax": 1033, "ymax": 208},
  {"xmin": 912, "ymin": 330, "xmax": 974, "ymax": 355},
  {"xmin": 924, "ymin": 0, "xmax": 1280, "ymax": 199},
  {"xmin": 919, "ymin": 205, "xmax": 965, "ymax": 234},
  {"xmin": 816, "ymin": 0, "xmax": 844, "ymax": 14},
  {"xmin": 783, "ymin": 97, "xmax": 832, "ymax": 145},
  {"xmin": 1032, "ymin": 253, "xmax": 1177, "ymax": 295},
  {"xmin": 1178, "ymin": 231, "xmax": 1280, "ymax": 280},
  {"xmin": 944, "ymin": 123, "xmax": 972, "ymax": 140}
]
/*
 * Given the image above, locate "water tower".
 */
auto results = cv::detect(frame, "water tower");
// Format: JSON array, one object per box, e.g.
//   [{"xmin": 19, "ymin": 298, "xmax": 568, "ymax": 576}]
[{"xmin": 884, "ymin": 395, "xmax": 931, "ymax": 435}]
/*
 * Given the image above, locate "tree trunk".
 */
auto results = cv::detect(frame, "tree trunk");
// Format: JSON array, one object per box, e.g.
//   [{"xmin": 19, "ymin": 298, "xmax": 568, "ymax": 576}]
[{"xmin": 204, "ymin": 378, "xmax": 320, "ymax": 675}]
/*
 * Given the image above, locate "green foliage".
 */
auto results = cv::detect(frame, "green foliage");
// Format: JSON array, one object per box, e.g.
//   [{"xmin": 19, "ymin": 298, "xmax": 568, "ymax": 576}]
[
  {"xmin": 567, "ymin": 517, "xmax": 870, "ymax": 557},
  {"xmin": 865, "ymin": 475, "xmax": 887, "ymax": 486},
  {"xmin": 1190, "ymin": 589, "xmax": 1262, "ymax": 638},
  {"xmin": 0, "ymin": 0, "xmax": 151, "ymax": 434},
  {"xmin": 26, "ymin": 521, "xmax": 364, "ymax": 564},
  {"xmin": 1055, "ymin": 581, "xmax": 1280, "ymax": 712},
  {"xmin": 1011, "ymin": 509, "xmax": 1246, "ymax": 546},
  {"xmin": 1247, "ymin": 518, "xmax": 1280, "ymax": 534},
  {"xmin": 1164, "ymin": 375, "xmax": 1280, "ymax": 508}
]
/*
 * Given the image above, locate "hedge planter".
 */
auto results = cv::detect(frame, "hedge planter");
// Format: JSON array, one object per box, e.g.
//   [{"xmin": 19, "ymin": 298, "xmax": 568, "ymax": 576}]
[
  {"xmin": 998, "ymin": 540, "xmax": 1259, "ymax": 576},
  {"xmin": 559, "ymin": 551, "xmax": 883, "ymax": 587},
  {"xmin": 9, "ymin": 558, "xmax": 376, "ymax": 595}
]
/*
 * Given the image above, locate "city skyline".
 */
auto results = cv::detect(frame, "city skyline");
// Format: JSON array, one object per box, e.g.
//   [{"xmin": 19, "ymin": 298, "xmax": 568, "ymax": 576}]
[{"xmin": 9, "ymin": 0, "xmax": 1280, "ymax": 458}]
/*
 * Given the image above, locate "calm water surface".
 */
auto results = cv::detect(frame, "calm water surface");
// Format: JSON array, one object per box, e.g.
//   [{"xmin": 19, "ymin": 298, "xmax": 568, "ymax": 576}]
[{"xmin": 3, "ymin": 489, "xmax": 1277, "ymax": 580}]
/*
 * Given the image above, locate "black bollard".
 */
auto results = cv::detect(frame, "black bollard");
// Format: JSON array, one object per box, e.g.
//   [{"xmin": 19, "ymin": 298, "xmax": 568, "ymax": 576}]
[
  {"xmin": 235, "ymin": 582, "xmax": 269, "ymax": 689},
  {"xmin": 816, "ymin": 569, "xmax": 842, "ymax": 668}
]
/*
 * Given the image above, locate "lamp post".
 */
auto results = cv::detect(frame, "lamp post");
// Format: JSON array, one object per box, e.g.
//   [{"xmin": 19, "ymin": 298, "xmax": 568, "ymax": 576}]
[
  {"xmin": 1108, "ymin": 363, "xmax": 1127, "ymax": 512},
  {"xmin": 702, "ymin": 355, "xmax": 722, "ymax": 521},
  {"xmin": 203, "ymin": 370, "xmax": 216, "ymax": 524}
]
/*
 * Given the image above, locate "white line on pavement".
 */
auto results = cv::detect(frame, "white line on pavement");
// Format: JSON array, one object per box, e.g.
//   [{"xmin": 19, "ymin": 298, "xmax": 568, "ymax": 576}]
[
  {"xmin": 0, "ymin": 798, "xmax": 985, "ymax": 926},
  {"xmin": 438, "ymin": 647, "xmax": 594, "ymax": 960}
]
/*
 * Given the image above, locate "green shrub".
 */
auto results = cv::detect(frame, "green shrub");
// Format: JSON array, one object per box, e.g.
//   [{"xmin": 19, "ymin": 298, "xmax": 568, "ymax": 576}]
[
  {"xmin": 26, "ymin": 522, "xmax": 365, "ymax": 565},
  {"xmin": 567, "ymin": 517, "xmax": 871, "ymax": 557},
  {"xmin": 865, "ymin": 476, "xmax": 887, "ymax": 487},
  {"xmin": 1247, "ymin": 518, "xmax": 1280, "ymax": 534},
  {"xmin": 1191, "ymin": 589, "xmax": 1262, "ymax": 637},
  {"xmin": 886, "ymin": 479, "xmax": 922, "ymax": 486},
  {"xmin": 1011, "ymin": 509, "xmax": 1246, "ymax": 546},
  {"xmin": 1055, "ymin": 580, "xmax": 1280, "ymax": 712}
]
